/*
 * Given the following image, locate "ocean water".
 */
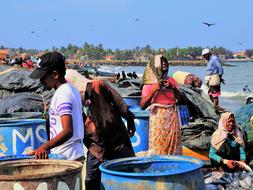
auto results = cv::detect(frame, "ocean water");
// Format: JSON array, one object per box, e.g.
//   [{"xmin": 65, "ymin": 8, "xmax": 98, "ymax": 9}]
[{"xmin": 99, "ymin": 62, "xmax": 253, "ymax": 112}]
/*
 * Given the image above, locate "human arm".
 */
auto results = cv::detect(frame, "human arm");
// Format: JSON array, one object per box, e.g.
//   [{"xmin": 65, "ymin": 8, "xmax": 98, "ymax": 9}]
[
  {"xmin": 209, "ymin": 146, "xmax": 223, "ymax": 163},
  {"xmin": 165, "ymin": 78, "xmax": 187, "ymax": 105},
  {"xmin": 102, "ymin": 81, "xmax": 136, "ymax": 136},
  {"xmin": 28, "ymin": 114, "xmax": 73, "ymax": 159},
  {"xmin": 209, "ymin": 146, "xmax": 236, "ymax": 169},
  {"xmin": 139, "ymin": 83, "xmax": 160, "ymax": 110},
  {"xmin": 239, "ymin": 145, "xmax": 246, "ymax": 162}
]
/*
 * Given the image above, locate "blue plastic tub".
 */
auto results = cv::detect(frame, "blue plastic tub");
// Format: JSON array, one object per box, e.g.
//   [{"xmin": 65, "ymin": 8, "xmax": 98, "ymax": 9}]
[
  {"xmin": 123, "ymin": 110, "xmax": 149, "ymax": 153},
  {"xmin": 100, "ymin": 155, "xmax": 205, "ymax": 190},
  {"xmin": 123, "ymin": 96, "xmax": 142, "ymax": 111},
  {"xmin": 0, "ymin": 119, "xmax": 48, "ymax": 157}
]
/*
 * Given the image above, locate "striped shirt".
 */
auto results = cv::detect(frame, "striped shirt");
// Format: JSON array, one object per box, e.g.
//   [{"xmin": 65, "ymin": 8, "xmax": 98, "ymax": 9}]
[{"xmin": 49, "ymin": 83, "xmax": 84, "ymax": 160}]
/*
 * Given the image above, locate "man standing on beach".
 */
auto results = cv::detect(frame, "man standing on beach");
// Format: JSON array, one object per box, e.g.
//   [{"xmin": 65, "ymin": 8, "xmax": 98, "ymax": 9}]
[
  {"xmin": 202, "ymin": 48, "xmax": 225, "ymax": 111},
  {"xmin": 28, "ymin": 52, "xmax": 85, "ymax": 161}
]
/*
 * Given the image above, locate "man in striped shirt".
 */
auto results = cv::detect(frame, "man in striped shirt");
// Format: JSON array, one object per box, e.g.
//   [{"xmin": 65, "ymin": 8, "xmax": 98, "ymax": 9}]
[{"xmin": 29, "ymin": 52, "xmax": 84, "ymax": 161}]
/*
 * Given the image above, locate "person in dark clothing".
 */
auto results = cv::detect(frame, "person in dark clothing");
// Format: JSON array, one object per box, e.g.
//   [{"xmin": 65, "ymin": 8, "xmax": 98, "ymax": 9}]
[
  {"xmin": 209, "ymin": 112, "xmax": 247, "ymax": 172},
  {"xmin": 122, "ymin": 71, "xmax": 126, "ymax": 79},
  {"xmin": 65, "ymin": 70, "xmax": 136, "ymax": 190}
]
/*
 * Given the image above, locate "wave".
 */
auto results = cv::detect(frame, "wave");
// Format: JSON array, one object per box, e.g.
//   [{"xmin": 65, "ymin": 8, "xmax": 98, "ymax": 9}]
[
  {"xmin": 221, "ymin": 91, "xmax": 253, "ymax": 98},
  {"xmin": 201, "ymin": 85, "xmax": 253, "ymax": 99}
]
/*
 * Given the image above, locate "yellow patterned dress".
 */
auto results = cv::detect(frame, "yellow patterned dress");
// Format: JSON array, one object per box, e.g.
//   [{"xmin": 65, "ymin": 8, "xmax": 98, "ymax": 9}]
[{"xmin": 149, "ymin": 105, "xmax": 182, "ymax": 155}]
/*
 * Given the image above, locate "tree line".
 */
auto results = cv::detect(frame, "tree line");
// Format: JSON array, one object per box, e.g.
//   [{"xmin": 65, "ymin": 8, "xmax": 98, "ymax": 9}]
[{"xmin": 1, "ymin": 43, "xmax": 251, "ymax": 60}]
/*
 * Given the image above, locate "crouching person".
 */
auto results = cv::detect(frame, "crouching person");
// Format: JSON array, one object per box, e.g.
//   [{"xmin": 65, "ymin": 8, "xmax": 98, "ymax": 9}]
[{"xmin": 209, "ymin": 112, "xmax": 247, "ymax": 172}]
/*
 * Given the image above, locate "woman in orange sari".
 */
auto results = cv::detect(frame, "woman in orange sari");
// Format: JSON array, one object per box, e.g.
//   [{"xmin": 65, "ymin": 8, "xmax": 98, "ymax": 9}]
[{"xmin": 140, "ymin": 55, "xmax": 185, "ymax": 155}]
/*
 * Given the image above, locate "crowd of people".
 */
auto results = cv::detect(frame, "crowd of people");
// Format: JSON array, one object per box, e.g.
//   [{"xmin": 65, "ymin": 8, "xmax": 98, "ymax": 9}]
[
  {"xmin": 1, "ymin": 53, "xmax": 38, "ymax": 70},
  {"xmin": 24, "ymin": 49, "xmax": 250, "ymax": 189}
]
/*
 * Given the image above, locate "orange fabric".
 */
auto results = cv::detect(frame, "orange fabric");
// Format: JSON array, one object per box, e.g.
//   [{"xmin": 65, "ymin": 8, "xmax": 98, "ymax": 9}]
[
  {"xmin": 182, "ymin": 147, "xmax": 210, "ymax": 161},
  {"xmin": 149, "ymin": 106, "xmax": 182, "ymax": 155}
]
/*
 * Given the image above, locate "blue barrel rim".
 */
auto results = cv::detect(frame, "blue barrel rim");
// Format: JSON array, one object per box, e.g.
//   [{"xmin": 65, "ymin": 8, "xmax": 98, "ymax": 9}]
[
  {"xmin": 0, "ymin": 119, "xmax": 46, "ymax": 126},
  {"xmin": 99, "ymin": 155, "xmax": 204, "ymax": 177},
  {"xmin": 0, "ymin": 112, "xmax": 42, "ymax": 119},
  {"xmin": 0, "ymin": 154, "xmax": 67, "ymax": 161}
]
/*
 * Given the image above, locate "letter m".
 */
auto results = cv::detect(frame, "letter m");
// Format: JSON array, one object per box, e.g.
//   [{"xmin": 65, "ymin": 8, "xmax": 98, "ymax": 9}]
[{"xmin": 13, "ymin": 128, "xmax": 34, "ymax": 155}]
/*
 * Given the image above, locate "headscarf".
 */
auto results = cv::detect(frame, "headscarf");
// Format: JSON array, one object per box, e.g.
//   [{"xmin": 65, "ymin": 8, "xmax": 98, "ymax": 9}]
[
  {"xmin": 142, "ymin": 55, "xmax": 165, "ymax": 85},
  {"xmin": 65, "ymin": 69, "xmax": 91, "ymax": 102},
  {"xmin": 211, "ymin": 112, "xmax": 245, "ymax": 151}
]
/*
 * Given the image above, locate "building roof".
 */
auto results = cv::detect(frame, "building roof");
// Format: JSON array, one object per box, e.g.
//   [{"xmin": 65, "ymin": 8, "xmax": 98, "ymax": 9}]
[
  {"xmin": 0, "ymin": 49, "xmax": 10, "ymax": 55},
  {"xmin": 233, "ymin": 51, "xmax": 245, "ymax": 56}
]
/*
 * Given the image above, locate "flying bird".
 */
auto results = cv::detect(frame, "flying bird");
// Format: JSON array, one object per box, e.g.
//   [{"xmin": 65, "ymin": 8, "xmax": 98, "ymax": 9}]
[
  {"xmin": 53, "ymin": 18, "xmax": 57, "ymax": 21},
  {"xmin": 202, "ymin": 22, "xmax": 215, "ymax": 27},
  {"xmin": 31, "ymin": 31, "xmax": 35, "ymax": 34},
  {"xmin": 135, "ymin": 18, "xmax": 140, "ymax": 22}
]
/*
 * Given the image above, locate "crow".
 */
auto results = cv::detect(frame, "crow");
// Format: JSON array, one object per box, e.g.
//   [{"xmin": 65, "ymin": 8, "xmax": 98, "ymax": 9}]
[{"xmin": 203, "ymin": 22, "xmax": 215, "ymax": 27}]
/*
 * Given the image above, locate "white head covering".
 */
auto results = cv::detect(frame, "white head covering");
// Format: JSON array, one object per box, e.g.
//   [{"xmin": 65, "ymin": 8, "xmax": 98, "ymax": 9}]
[
  {"xmin": 65, "ymin": 69, "xmax": 91, "ymax": 102},
  {"xmin": 211, "ymin": 112, "xmax": 245, "ymax": 150},
  {"xmin": 202, "ymin": 48, "xmax": 210, "ymax": 56}
]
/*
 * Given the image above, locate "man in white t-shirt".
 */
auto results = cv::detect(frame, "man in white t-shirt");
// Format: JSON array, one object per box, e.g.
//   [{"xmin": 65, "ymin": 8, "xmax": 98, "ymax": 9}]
[{"xmin": 29, "ymin": 52, "xmax": 84, "ymax": 161}]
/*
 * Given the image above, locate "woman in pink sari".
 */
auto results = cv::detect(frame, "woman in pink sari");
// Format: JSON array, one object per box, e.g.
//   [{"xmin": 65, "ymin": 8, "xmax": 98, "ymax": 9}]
[{"xmin": 140, "ymin": 55, "xmax": 185, "ymax": 155}]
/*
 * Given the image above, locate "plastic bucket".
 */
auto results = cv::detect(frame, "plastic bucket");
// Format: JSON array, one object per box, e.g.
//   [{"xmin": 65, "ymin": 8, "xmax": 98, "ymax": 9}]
[
  {"xmin": 0, "ymin": 159, "xmax": 82, "ymax": 190},
  {"xmin": 99, "ymin": 155, "xmax": 205, "ymax": 190},
  {"xmin": 0, "ymin": 119, "xmax": 48, "ymax": 157},
  {"xmin": 123, "ymin": 110, "xmax": 149, "ymax": 153},
  {"xmin": 123, "ymin": 96, "xmax": 142, "ymax": 111}
]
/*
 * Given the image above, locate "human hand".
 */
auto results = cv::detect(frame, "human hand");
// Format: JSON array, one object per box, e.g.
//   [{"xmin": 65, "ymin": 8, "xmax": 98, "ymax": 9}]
[
  {"xmin": 127, "ymin": 119, "xmax": 136, "ymax": 137},
  {"xmin": 160, "ymin": 80, "xmax": 171, "ymax": 88},
  {"xmin": 223, "ymin": 159, "xmax": 236, "ymax": 169},
  {"xmin": 27, "ymin": 144, "xmax": 48, "ymax": 159}
]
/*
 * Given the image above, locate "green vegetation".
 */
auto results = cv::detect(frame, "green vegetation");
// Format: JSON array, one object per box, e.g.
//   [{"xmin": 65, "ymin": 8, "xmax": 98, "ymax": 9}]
[{"xmin": 1, "ymin": 43, "xmax": 234, "ymax": 61}]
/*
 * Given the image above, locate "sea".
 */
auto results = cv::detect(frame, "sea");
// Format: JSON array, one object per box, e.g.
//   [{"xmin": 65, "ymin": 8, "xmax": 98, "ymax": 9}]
[{"xmin": 99, "ymin": 61, "xmax": 253, "ymax": 113}]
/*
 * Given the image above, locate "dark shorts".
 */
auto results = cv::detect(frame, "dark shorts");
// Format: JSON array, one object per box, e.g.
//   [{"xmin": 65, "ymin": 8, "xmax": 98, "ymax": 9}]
[{"xmin": 208, "ymin": 85, "xmax": 221, "ymax": 97}]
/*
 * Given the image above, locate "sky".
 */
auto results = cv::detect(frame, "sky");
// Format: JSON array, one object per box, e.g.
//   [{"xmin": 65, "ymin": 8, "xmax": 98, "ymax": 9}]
[{"xmin": 0, "ymin": 0, "xmax": 252, "ymax": 52}]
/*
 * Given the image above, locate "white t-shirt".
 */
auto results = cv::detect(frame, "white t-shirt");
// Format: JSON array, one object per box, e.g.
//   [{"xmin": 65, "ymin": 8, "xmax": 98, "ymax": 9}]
[{"xmin": 49, "ymin": 83, "xmax": 84, "ymax": 160}]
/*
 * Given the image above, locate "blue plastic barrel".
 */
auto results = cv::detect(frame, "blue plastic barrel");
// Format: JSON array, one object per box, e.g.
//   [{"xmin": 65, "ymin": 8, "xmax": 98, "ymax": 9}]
[
  {"xmin": 0, "ymin": 119, "xmax": 48, "ymax": 158},
  {"xmin": 123, "ymin": 110, "xmax": 149, "ymax": 153},
  {"xmin": 178, "ymin": 105, "xmax": 189, "ymax": 126},
  {"xmin": 123, "ymin": 96, "xmax": 142, "ymax": 111},
  {"xmin": 0, "ymin": 154, "xmax": 67, "ymax": 161},
  {"xmin": 0, "ymin": 112, "xmax": 42, "ymax": 122},
  {"xmin": 99, "ymin": 155, "xmax": 205, "ymax": 190}
]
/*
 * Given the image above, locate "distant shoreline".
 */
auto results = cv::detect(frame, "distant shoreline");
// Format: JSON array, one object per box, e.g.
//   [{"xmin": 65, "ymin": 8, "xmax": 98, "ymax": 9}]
[
  {"xmin": 67, "ymin": 59, "xmax": 253, "ymax": 67},
  {"xmin": 67, "ymin": 59, "xmax": 207, "ymax": 66}
]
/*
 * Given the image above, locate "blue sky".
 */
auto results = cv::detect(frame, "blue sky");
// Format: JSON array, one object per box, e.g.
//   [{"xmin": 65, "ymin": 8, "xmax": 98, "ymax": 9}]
[{"xmin": 0, "ymin": 0, "xmax": 252, "ymax": 52}]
